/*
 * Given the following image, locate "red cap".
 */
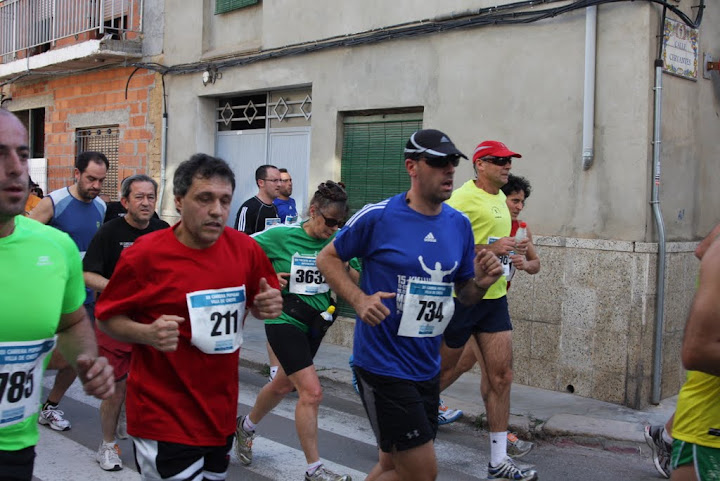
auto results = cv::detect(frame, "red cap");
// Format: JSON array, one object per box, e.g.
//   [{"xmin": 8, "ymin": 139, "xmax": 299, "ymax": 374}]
[
  {"xmin": 519, "ymin": 221, "xmax": 527, "ymax": 228},
  {"xmin": 472, "ymin": 140, "xmax": 522, "ymax": 163}
]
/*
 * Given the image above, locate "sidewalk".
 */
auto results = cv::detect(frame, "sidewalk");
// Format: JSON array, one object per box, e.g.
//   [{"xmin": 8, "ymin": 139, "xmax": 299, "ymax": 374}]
[{"xmin": 240, "ymin": 319, "xmax": 677, "ymax": 448}]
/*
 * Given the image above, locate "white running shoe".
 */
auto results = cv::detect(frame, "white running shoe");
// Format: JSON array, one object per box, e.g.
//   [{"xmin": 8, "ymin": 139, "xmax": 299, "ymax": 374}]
[
  {"xmin": 507, "ymin": 432, "xmax": 534, "ymax": 458},
  {"xmin": 96, "ymin": 442, "xmax": 123, "ymax": 471},
  {"xmin": 38, "ymin": 405, "xmax": 71, "ymax": 431},
  {"xmin": 438, "ymin": 398, "xmax": 463, "ymax": 425}
]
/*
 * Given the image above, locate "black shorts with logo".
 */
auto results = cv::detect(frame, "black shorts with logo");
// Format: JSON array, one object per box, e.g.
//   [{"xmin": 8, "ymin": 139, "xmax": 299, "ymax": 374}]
[
  {"xmin": 355, "ymin": 366, "xmax": 439, "ymax": 453},
  {"xmin": 443, "ymin": 296, "xmax": 512, "ymax": 349},
  {"xmin": 265, "ymin": 323, "xmax": 323, "ymax": 376}
]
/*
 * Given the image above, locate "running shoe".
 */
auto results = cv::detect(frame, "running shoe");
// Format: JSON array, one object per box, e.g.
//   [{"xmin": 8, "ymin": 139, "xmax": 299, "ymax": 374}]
[
  {"xmin": 116, "ymin": 403, "xmax": 128, "ymax": 440},
  {"xmin": 487, "ymin": 457, "xmax": 538, "ymax": 480},
  {"xmin": 235, "ymin": 415, "xmax": 255, "ymax": 466},
  {"xmin": 644, "ymin": 425, "xmax": 671, "ymax": 478},
  {"xmin": 507, "ymin": 432, "xmax": 534, "ymax": 458},
  {"xmin": 305, "ymin": 465, "xmax": 352, "ymax": 481},
  {"xmin": 38, "ymin": 405, "xmax": 71, "ymax": 431},
  {"xmin": 349, "ymin": 355, "xmax": 359, "ymax": 395},
  {"xmin": 438, "ymin": 398, "xmax": 463, "ymax": 425},
  {"xmin": 96, "ymin": 442, "xmax": 123, "ymax": 471}
]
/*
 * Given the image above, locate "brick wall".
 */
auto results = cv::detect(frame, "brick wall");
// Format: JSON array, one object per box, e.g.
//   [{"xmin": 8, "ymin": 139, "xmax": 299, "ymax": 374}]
[{"xmin": 8, "ymin": 66, "xmax": 161, "ymax": 194}]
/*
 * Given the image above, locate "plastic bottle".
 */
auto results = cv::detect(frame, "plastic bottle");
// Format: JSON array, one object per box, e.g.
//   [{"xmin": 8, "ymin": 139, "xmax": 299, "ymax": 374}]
[
  {"xmin": 320, "ymin": 305, "xmax": 336, "ymax": 322},
  {"xmin": 515, "ymin": 221, "xmax": 528, "ymax": 243}
]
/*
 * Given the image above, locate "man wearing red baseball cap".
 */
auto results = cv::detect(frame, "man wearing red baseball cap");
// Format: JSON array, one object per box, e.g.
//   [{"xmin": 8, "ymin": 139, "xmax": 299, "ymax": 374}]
[{"xmin": 442, "ymin": 140, "xmax": 538, "ymax": 481}]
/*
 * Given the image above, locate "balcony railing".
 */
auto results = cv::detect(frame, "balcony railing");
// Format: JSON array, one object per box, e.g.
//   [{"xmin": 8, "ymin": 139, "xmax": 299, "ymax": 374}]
[{"xmin": 0, "ymin": 0, "xmax": 141, "ymax": 61}]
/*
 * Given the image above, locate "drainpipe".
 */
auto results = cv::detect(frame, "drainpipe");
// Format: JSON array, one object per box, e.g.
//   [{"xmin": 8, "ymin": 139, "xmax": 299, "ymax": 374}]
[
  {"xmin": 582, "ymin": 6, "xmax": 597, "ymax": 170},
  {"xmin": 650, "ymin": 59, "xmax": 667, "ymax": 405},
  {"xmin": 158, "ymin": 75, "xmax": 168, "ymax": 217}
]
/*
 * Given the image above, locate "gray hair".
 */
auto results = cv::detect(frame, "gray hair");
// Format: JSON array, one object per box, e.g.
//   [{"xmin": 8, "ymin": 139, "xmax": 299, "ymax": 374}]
[{"xmin": 121, "ymin": 174, "xmax": 158, "ymax": 199}]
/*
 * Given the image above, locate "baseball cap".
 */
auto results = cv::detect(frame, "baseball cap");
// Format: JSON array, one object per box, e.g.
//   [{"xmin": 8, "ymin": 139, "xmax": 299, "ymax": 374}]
[
  {"xmin": 405, "ymin": 129, "xmax": 468, "ymax": 160},
  {"xmin": 472, "ymin": 140, "xmax": 522, "ymax": 162}
]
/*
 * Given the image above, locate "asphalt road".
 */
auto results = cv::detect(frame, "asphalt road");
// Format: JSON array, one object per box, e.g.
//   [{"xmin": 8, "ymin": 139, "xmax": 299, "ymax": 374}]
[{"xmin": 32, "ymin": 365, "xmax": 665, "ymax": 480}]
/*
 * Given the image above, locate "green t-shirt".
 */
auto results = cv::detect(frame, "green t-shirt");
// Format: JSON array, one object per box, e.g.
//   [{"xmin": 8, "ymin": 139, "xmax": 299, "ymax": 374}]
[
  {"xmin": 252, "ymin": 223, "xmax": 335, "ymax": 332},
  {"xmin": 446, "ymin": 180, "xmax": 511, "ymax": 299},
  {"xmin": 0, "ymin": 216, "xmax": 85, "ymax": 451}
]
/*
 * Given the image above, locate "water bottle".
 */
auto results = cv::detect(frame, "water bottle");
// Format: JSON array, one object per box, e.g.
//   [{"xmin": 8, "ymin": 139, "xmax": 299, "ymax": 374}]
[
  {"xmin": 515, "ymin": 221, "xmax": 528, "ymax": 243},
  {"xmin": 321, "ymin": 305, "xmax": 336, "ymax": 322}
]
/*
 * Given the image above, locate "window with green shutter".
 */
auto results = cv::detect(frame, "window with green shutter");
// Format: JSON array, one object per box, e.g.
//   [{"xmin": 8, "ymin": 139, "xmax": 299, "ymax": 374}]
[
  {"xmin": 215, "ymin": 0, "xmax": 259, "ymax": 14},
  {"xmin": 337, "ymin": 113, "xmax": 423, "ymax": 318}
]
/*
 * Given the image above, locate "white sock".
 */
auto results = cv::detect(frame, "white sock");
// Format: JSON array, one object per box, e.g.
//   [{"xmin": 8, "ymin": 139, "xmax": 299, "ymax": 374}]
[
  {"xmin": 489, "ymin": 431, "xmax": 508, "ymax": 466},
  {"xmin": 269, "ymin": 366, "xmax": 278, "ymax": 381},
  {"xmin": 306, "ymin": 461, "xmax": 323, "ymax": 475},
  {"xmin": 662, "ymin": 428, "xmax": 673, "ymax": 445},
  {"xmin": 243, "ymin": 416, "xmax": 256, "ymax": 433},
  {"xmin": 102, "ymin": 440, "xmax": 117, "ymax": 447}
]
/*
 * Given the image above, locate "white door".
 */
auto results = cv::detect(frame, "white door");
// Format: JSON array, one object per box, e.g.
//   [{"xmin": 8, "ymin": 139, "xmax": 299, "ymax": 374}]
[
  {"xmin": 217, "ymin": 128, "xmax": 311, "ymax": 227},
  {"xmin": 216, "ymin": 130, "xmax": 267, "ymax": 228},
  {"xmin": 268, "ymin": 127, "xmax": 311, "ymax": 216}
]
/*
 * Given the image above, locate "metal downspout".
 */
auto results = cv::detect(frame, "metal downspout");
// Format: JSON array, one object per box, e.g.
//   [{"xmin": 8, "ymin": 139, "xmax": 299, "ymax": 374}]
[
  {"xmin": 582, "ymin": 6, "xmax": 597, "ymax": 170},
  {"xmin": 651, "ymin": 60, "xmax": 667, "ymax": 405},
  {"xmin": 158, "ymin": 111, "xmax": 168, "ymax": 214}
]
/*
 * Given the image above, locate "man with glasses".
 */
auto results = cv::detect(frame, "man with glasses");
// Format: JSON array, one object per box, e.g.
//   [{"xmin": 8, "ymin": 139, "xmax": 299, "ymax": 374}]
[
  {"xmin": 318, "ymin": 129, "xmax": 504, "ymax": 481},
  {"xmin": 234, "ymin": 164, "xmax": 282, "ymax": 235},
  {"xmin": 441, "ymin": 140, "xmax": 538, "ymax": 480},
  {"xmin": 274, "ymin": 168, "xmax": 299, "ymax": 224}
]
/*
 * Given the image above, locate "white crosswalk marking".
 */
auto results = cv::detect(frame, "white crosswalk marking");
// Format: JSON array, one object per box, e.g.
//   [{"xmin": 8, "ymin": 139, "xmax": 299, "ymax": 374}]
[
  {"xmin": 39, "ymin": 373, "xmax": 494, "ymax": 480},
  {"xmin": 234, "ymin": 436, "xmax": 365, "ymax": 480},
  {"xmin": 34, "ymin": 428, "xmax": 137, "ymax": 481}
]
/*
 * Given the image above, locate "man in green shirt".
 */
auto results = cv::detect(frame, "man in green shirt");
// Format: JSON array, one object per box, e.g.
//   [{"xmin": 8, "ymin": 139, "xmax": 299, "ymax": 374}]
[{"xmin": 0, "ymin": 109, "xmax": 115, "ymax": 480}]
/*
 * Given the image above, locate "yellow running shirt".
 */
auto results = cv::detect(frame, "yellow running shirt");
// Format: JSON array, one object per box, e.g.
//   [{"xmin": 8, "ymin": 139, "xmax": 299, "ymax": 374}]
[
  {"xmin": 446, "ymin": 180, "xmax": 511, "ymax": 299},
  {"xmin": 673, "ymin": 370, "xmax": 720, "ymax": 448}
]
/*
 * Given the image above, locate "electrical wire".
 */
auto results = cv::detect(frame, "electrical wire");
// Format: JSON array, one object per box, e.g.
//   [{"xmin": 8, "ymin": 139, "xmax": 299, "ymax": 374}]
[{"xmin": 123, "ymin": 0, "xmax": 704, "ymax": 77}]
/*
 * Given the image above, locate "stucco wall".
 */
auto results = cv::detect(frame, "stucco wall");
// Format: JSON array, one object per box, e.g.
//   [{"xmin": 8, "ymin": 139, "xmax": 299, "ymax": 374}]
[{"xmin": 158, "ymin": 1, "xmax": 717, "ymax": 406}]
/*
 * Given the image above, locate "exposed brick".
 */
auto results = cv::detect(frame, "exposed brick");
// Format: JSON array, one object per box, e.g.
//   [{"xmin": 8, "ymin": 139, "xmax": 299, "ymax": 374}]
[{"xmin": 130, "ymin": 115, "xmax": 147, "ymax": 127}]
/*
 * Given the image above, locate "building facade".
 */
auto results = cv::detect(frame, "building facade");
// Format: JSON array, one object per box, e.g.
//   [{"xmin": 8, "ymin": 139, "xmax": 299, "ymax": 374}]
[{"xmin": 0, "ymin": 0, "xmax": 164, "ymax": 199}]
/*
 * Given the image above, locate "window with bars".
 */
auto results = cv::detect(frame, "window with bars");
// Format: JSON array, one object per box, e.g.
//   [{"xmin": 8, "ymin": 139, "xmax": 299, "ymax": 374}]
[
  {"xmin": 76, "ymin": 126, "xmax": 120, "ymax": 200},
  {"xmin": 215, "ymin": 0, "xmax": 259, "ymax": 14},
  {"xmin": 337, "ymin": 113, "xmax": 423, "ymax": 318}
]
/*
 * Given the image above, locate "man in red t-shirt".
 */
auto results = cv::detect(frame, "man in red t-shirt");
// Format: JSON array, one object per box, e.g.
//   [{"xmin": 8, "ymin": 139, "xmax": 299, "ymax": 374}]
[{"xmin": 95, "ymin": 154, "xmax": 282, "ymax": 480}]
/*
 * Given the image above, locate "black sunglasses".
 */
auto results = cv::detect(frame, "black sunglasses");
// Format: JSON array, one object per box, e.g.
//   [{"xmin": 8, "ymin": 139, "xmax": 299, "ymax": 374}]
[
  {"xmin": 483, "ymin": 156, "xmax": 513, "ymax": 166},
  {"xmin": 318, "ymin": 210, "xmax": 346, "ymax": 228},
  {"xmin": 421, "ymin": 155, "xmax": 461, "ymax": 169}
]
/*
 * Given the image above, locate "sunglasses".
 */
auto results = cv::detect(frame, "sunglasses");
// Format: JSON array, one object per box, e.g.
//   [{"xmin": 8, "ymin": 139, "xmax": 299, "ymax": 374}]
[
  {"xmin": 482, "ymin": 156, "xmax": 513, "ymax": 166},
  {"xmin": 318, "ymin": 210, "xmax": 346, "ymax": 228},
  {"xmin": 421, "ymin": 155, "xmax": 461, "ymax": 169}
]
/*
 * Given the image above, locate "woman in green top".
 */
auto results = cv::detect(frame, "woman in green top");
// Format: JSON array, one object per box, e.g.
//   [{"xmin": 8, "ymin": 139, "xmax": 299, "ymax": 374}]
[{"xmin": 235, "ymin": 181, "xmax": 355, "ymax": 481}]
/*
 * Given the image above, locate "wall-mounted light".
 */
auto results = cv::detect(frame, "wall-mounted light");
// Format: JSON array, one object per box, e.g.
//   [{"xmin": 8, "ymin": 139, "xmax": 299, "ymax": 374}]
[{"xmin": 202, "ymin": 68, "xmax": 221, "ymax": 86}]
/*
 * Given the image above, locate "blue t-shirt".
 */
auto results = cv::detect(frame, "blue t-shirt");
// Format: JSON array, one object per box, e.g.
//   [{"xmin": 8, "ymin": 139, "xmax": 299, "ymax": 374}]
[
  {"xmin": 273, "ymin": 197, "xmax": 298, "ymax": 224},
  {"xmin": 333, "ymin": 193, "xmax": 475, "ymax": 381},
  {"xmin": 49, "ymin": 187, "xmax": 106, "ymax": 304}
]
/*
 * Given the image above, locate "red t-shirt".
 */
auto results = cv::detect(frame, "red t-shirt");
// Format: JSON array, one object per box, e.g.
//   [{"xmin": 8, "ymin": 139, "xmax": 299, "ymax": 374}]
[{"xmin": 95, "ymin": 225, "xmax": 278, "ymax": 446}]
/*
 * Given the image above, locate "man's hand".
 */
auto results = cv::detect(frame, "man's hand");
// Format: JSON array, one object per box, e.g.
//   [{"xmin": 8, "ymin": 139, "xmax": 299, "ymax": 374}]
[
  {"xmin": 76, "ymin": 355, "xmax": 115, "ymax": 400},
  {"xmin": 276, "ymin": 272, "xmax": 290, "ymax": 290},
  {"xmin": 354, "ymin": 291, "xmax": 396, "ymax": 326},
  {"xmin": 510, "ymin": 253, "xmax": 529, "ymax": 271},
  {"xmin": 146, "ymin": 315, "xmax": 185, "ymax": 351},
  {"xmin": 514, "ymin": 238, "xmax": 530, "ymax": 256},
  {"xmin": 473, "ymin": 249, "xmax": 503, "ymax": 289},
  {"xmin": 252, "ymin": 278, "xmax": 283, "ymax": 320},
  {"xmin": 487, "ymin": 237, "xmax": 516, "ymax": 256}
]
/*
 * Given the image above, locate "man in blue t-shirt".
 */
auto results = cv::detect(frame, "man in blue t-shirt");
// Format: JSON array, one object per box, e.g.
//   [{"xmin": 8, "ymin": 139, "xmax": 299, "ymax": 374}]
[
  {"xmin": 273, "ymin": 168, "xmax": 298, "ymax": 224},
  {"xmin": 30, "ymin": 151, "xmax": 108, "ymax": 432},
  {"xmin": 317, "ymin": 129, "xmax": 504, "ymax": 481}
]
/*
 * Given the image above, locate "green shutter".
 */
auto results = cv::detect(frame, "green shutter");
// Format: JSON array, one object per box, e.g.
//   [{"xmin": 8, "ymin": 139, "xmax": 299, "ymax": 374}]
[
  {"xmin": 337, "ymin": 116, "xmax": 423, "ymax": 318},
  {"xmin": 215, "ymin": 0, "xmax": 258, "ymax": 14}
]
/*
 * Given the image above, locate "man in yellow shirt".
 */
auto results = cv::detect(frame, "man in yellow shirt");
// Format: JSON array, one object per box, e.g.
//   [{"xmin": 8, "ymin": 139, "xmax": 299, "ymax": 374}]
[
  {"xmin": 443, "ymin": 140, "xmax": 536, "ymax": 481},
  {"xmin": 670, "ymin": 233, "xmax": 720, "ymax": 480}
]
